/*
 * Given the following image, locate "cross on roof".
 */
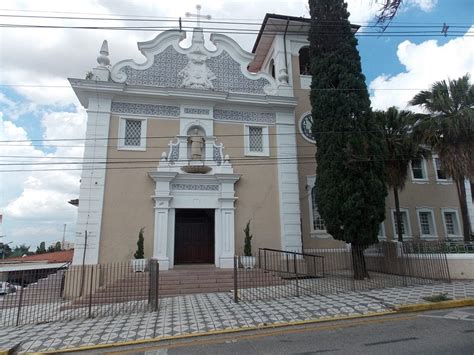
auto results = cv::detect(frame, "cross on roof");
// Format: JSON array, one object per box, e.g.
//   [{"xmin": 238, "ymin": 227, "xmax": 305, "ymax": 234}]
[{"xmin": 185, "ymin": 4, "xmax": 211, "ymax": 28}]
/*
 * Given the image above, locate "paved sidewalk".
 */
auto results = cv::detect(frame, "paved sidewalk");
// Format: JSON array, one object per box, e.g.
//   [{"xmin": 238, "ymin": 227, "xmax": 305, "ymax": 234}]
[{"xmin": 0, "ymin": 281, "xmax": 473, "ymax": 353}]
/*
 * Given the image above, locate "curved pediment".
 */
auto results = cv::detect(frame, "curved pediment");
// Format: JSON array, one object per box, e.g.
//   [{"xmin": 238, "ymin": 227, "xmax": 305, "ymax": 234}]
[{"xmin": 110, "ymin": 28, "xmax": 276, "ymax": 95}]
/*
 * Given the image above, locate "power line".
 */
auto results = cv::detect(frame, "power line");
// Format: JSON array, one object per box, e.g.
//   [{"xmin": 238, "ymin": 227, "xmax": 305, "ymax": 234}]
[
  {"xmin": 0, "ymin": 10, "xmax": 472, "ymax": 26},
  {"xmin": 0, "ymin": 23, "xmax": 471, "ymax": 37},
  {"xmin": 1, "ymin": 126, "xmax": 469, "ymax": 144},
  {"xmin": 0, "ymin": 158, "xmax": 424, "ymax": 173}
]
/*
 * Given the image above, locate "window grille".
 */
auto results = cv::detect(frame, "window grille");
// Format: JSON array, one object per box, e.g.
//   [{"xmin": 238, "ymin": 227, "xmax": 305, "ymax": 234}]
[
  {"xmin": 311, "ymin": 187, "xmax": 326, "ymax": 231},
  {"xmin": 124, "ymin": 120, "xmax": 142, "ymax": 146},
  {"xmin": 249, "ymin": 126, "xmax": 263, "ymax": 152}
]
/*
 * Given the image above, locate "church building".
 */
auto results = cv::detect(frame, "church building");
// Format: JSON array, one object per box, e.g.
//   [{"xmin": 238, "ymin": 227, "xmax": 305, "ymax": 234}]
[{"xmin": 70, "ymin": 14, "xmax": 466, "ymax": 269}]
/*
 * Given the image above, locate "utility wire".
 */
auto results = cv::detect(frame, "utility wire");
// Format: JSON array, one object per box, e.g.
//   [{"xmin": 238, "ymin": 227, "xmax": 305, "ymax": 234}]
[
  {"xmin": 0, "ymin": 126, "xmax": 468, "ymax": 144},
  {"xmin": 0, "ymin": 11, "xmax": 472, "ymax": 27},
  {"xmin": 0, "ymin": 23, "xmax": 471, "ymax": 37}
]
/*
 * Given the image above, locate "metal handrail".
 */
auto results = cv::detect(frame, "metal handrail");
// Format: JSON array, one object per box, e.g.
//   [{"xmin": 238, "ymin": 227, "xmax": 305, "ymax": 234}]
[{"xmin": 259, "ymin": 248, "xmax": 324, "ymax": 259}]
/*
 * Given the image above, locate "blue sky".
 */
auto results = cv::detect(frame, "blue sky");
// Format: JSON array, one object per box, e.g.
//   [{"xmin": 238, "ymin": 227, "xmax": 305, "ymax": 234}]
[{"xmin": 0, "ymin": 0, "xmax": 473, "ymax": 250}]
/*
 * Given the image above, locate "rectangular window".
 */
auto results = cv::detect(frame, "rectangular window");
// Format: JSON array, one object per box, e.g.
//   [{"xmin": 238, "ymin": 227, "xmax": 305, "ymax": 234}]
[
  {"xmin": 392, "ymin": 210, "xmax": 410, "ymax": 237},
  {"xmin": 417, "ymin": 210, "xmax": 436, "ymax": 237},
  {"xmin": 434, "ymin": 157, "xmax": 448, "ymax": 180},
  {"xmin": 443, "ymin": 211, "xmax": 460, "ymax": 236},
  {"xmin": 124, "ymin": 119, "xmax": 142, "ymax": 146},
  {"xmin": 311, "ymin": 187, "xmax": 326, "ymax": 231},
  {"xmin": 244, "ymin": 125, "xmax": 269, "ymax": 156},
  {"xmin": 411, "ymin": 159, "xmax": 425, "ymax": 180},
  {"xmin": 118, "ymin": 117, "xmax": 147, "ymax": 150},
  {"xmin": 248, "ymin": 126, "xmax": 263, "ymax": 152}
]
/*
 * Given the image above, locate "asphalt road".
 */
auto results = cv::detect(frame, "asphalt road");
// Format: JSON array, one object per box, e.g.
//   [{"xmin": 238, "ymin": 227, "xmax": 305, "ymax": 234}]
[{"xmin": 98, "ymin": 307, "xmax": 474, "ymax": 355}]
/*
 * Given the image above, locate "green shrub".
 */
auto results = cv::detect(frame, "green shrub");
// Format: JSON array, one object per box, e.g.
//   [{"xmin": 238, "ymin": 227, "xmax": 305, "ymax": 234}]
[
  {"xmin": 243, "ymin": 221, "xmax": 253, "ymax": 257},
  {"xmin": 134, "ymin": 227, "xmax": 145, "ymax": 259}
]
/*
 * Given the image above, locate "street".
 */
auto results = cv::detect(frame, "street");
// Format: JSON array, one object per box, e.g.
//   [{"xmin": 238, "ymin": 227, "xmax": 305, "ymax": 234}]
[{"xmin": 97, "ymin": 307, "xmax": 474, "ymax": 355}]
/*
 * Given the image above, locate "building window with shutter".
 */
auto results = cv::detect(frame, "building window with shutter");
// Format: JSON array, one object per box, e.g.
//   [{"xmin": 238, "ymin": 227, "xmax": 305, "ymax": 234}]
[
  {"xmin": 433, "ymin": 156, "xmax": 450, "ymax": 182},
  {"xmin": 442, "ymin": 209, "xmax": 461, "ymax": 239},
  {"xmin": 391, "ymin": 209, "xmax": 411, "ymax": 238},
  {"xmin": 411, "ymin": 158, "xmax": 427, "ymax": 181},
  {"xmin": 416, "ymin": 209, "xmax": 437, "ymax": 239}
]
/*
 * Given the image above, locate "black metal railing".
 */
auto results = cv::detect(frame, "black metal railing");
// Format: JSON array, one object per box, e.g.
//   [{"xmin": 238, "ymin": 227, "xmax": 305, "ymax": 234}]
[
  {"xmin": 234, "ymin": 241, "xmax": 450, "ymax": 302},
  {"xmin": 0, "ymin": 259, "xmax": 159, "ymax": 327}
]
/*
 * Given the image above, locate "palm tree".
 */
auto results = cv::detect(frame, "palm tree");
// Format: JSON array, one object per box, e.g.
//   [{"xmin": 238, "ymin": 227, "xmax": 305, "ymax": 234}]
[
  {"xmin": 410, "ymin": 74, "xmax": 474, "ymax": 241},
  {"xmin": 375, "ymin": 107, "xmax": 425, "ymax": 242}
]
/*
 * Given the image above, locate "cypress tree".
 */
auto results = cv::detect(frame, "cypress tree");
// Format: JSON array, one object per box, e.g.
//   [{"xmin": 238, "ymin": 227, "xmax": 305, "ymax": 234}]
[{"xmin": 308, "ymin": 0, "xmax": 387, "ymax": 279}]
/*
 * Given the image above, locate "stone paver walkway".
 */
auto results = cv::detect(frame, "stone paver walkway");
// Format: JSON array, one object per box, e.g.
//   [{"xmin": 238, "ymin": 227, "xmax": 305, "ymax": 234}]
[{"xmin": 0, "ymin": 281, "xmax": 473, "ymax": 353}]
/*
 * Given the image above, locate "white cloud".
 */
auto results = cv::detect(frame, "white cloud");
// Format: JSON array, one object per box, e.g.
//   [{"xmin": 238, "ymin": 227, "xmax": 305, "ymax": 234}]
[
  {"xmin": 407, "ymin": 0, "xmax": 437, "ymax": 12},
  {"xmin": 369, "ymin": 26, "xmax": 474, "ymax": 110},
  {"xmin": 0, "ymin": 109, "xmax": 85, "ymax": 247}
]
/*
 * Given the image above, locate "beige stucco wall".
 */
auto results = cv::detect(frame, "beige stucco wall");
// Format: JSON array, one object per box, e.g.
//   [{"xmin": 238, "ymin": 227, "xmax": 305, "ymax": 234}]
[
  {"xmin": 383, "ymin": 161, "xmax": 461, "ymax": 241},
  {"xmin": 213, "ymin": 122, "xmax": 281, "ymax": 254},
  {"xmin": 98, "ymin": 115, "xmax": 281, "ymax": 263},
  {"xmin": 99, "ymin": 116, "xmax": 179, "ymax": 264},
  {"xmin": 290, "ymin": 54, "xmax": 463, "ymax": 249}
]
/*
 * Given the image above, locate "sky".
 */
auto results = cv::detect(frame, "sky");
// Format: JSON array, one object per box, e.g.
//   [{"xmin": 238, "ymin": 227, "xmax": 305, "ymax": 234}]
[{"xmin": 0, "ymin": 0, "xmax": 473, "ymax": 251}]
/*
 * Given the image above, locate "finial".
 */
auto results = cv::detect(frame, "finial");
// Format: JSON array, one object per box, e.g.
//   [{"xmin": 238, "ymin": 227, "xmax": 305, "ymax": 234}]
[{"xmin": 97, "ymin": 40, "xmax": 110, "ymax": 67}]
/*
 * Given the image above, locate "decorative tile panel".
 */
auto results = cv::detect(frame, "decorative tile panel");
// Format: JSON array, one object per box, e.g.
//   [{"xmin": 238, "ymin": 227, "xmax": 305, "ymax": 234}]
[
  {"xmin": 213, "ymin": 145, "xmax": 222, "ymax": 166},
  {"xmin": 111, "ymin": 102, "xmax": 180, "ymax": 117},
  {"xmin": 184, "ymin": 108, "xmax": 210, "ymax": 115},
  {"xmin": 168, "ymin": 143, "xmax": 179, "ymax": 165},
  {"xmin": 214, "ymin": 109, "xmax": 276, "ymax": 124},
  {"xmin": 171, "ymin": 184, "xmax": 219, "ymax": 191},
  {"xmin": 121, "ymin": 46, "xmax": 188, "ymax": 87},
  {"xmin": 114, "ymin": 45, "xmax": 271, "ymax": 95},
  {"xmin": 208, "ymin": 52, "xmax": 270, "ymax": 94}
]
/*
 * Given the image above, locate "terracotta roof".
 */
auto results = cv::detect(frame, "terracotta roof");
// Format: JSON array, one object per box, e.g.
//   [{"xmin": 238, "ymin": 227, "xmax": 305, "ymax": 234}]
[{"xmin": 4, "ymin": 249, "xmax": 74, "ymax": 263}]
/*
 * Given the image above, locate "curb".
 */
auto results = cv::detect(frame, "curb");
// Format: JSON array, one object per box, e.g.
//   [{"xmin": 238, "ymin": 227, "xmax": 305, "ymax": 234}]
[
  {"xmin": 394, "ymin": 298, "xmax": 474, "ymax": 313},
  {"xmin": 36, "ymin": 310, "xmax": 396, "ymax": 354},
  {"xmin": 0, "ymin": 342, "xmax": 21, "ymax": 355}
]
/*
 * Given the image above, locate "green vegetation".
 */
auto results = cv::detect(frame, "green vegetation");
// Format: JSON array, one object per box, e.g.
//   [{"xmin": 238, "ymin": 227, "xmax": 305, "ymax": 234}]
[
  {"xmin": 423, "ymin": 293, "xmax": 451, "ymax": 302},
  {"xmin": 243, "ymin": 220, "xmax": 253, "ymax": 257},
  {"xmin": 309, "ymin": 0, "xmax": 387, "ymax": 279},
  {"xmin": 134, "ymin": 227, "xmax": 145, "ymax": 259},
  {"xmin": 375, "ymin": 107, "xmax": 426, "ymax": 242},
  {"xmin": 410, "ymin": 74, "xmax": 474, "ymax": 242}
]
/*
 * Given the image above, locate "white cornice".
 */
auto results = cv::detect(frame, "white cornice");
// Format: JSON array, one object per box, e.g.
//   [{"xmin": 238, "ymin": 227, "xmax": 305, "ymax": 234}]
[{"xmin": 69, "ymin": 78, "xmax": 297, "ymax": 110}]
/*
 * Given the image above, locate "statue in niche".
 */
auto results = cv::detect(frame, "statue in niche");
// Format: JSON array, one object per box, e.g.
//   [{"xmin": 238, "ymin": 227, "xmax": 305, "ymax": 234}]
[
  {"xmin": 188, "ymin": 129, "xmax": 204, "ymax": 160},
  {"xmin": 178, "ymin": 52, "xmax": 216, "ymax": 90}
]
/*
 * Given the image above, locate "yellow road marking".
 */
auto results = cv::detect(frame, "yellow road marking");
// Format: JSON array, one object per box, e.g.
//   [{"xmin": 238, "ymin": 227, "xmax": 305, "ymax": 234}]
[{"xmin": 105, "ymin": 314, "xmax": 417, "ymax": 354}]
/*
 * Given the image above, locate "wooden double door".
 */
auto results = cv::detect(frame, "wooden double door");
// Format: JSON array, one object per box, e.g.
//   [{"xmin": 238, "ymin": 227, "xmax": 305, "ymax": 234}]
[{"xmin": 174, "ymin": 209, "xmax": 215, "ymax": 264}]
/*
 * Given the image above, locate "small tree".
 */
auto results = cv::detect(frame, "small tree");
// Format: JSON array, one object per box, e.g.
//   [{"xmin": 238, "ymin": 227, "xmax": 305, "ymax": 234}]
[
  {"xmin": 36, "ymin": 241, "xmax": 46, "ymax": 254},
  {"xmin": 243, "ymin": 221, "xmax": 253, "ymax": 257},
  {"xmin": 134, "ymin": 227, "xmax": 145, "ymax": 259},
  {"xmin": 11, "ymin": 244, "xmax": 32, "ymax": 257},
  {"xmin": 54, "ymin": 241, "xmax": 62, "ymax": 251}
]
